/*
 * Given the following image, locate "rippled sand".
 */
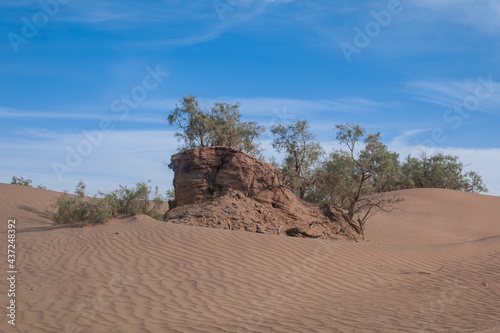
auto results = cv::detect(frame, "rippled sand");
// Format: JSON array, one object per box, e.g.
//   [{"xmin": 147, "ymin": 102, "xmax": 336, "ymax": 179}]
[{"xmin": 1, "ymin": 184, "xmax": 499, "ymax": 332}]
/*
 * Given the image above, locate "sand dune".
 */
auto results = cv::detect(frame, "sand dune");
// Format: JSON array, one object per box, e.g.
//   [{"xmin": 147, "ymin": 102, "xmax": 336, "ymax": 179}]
[{"xmin": 1, "ymin": 183, "xmax": 499, "ymax": 332}]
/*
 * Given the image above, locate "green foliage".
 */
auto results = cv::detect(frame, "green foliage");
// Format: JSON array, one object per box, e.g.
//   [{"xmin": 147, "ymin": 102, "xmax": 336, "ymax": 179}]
[
  {"xmin": 269, "ymin": 121, "xmax": 488, "ymax": 237},
  {"xmin": 53, "ymin": 195, "xmax": 112, "ymax": 225},
  {"xmin": 168, "ymin": 94, "xmax": 265, "ymax": 155},
  {"xmin": 100, "ymin": 180, "xmax": 166, "ymax": 219},
  {"xmin": 360, "ymin": 132, "xmax": 404, "ymax": 192},
  {"xmin": 401, "ymin": 152, "xmax": 487, "ymax": 193},
  {"xmin": 149, "ymin": 185, "xmax": 167, "ymax": 220},
  {"xmin": 165, "ymin": 189, "xmax": 177, "ymax": 210},
  {"xmin": 11, "ymin": 176, "xmax": 33, "ymax": 187},
  {"xmin": 53, "ymin": 181, "xmax": 167, "ymax": 225},
  {"xmin": 165, "ymin": 189, "xmax": 176, "ymax": 202},
  {"xmin": 271, "ymin": 119, "xmax": 324, "ymax": 199},
  {"xmin": 11, "ymin": 176, "xmax": 48, "ymax": 190},
  {"xmin": 315, "ymin": 124, "xmax": 402, "ymax": 236},
  {"xmin": 317, "ymin": 150, "xmax": 358, "ymax": 208},
  {"xmin": 308, "ymin": 125, "xmax": 487, "ymax": 207},
  {"xmin": 168, "ymin": 95, "xmax": 211, "ymax": 148},
  {"xmin": 75, "ymin": 180, "xmax": 87, "ymax": 198}
]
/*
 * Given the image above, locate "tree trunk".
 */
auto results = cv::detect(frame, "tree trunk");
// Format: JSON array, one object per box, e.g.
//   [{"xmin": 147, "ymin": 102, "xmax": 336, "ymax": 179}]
[{"xmin": 348, "ymin": 174, "xmax": 367, "ymax": 219}]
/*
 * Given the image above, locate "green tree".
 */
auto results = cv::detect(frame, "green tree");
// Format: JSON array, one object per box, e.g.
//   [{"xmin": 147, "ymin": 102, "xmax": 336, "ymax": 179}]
[
  {"xmin": 401, "ymin": 152, "xmax": 487, "ymax": 193},
  {"xmin": 463, "ymin": 171, "xmax": 488, "ymax": 194},
  {"xmin": 11, "ymin": 176, "xmax": 47, "ymax": 189},
  {"xmin": 360, "ymin": 132, "xmax": 404, "ymax": 192},
  {"xmin": 318, "ymin": 123, "xmax": 402, "ymax": 238},
  {"xmin": 11, "ymin": 176, "xmax": 33, "ymax": 187},
  {"xmin": 271, "ymin": 119, "xmax": 324, "ymax": 200},
  {"xmin": 168, "ymin": 95, "xmax": 265, "ymax": 155},
  {"xmin": 168, "ymin": 94, "xmax": 212, "ymax": 148}
]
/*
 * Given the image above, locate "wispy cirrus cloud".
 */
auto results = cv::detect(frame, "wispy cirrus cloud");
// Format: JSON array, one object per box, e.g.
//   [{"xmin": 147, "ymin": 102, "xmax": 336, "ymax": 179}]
[
  {"xmin": 0, "ymin": 96, "xmax": 397, "ymax": 137},
  {"xmin": 142, "ymin": 96, "xmax": 395, "ymax": 116},
  {"xmin": 0, "ymin": 105, "xmax": 170, "ymax": 124},
  {"xmin": 36, "ymin": 0, "xmax": 299, "ymax": 49},
  {"xmin": 405, "ymin": 77, "xmax": 500, "ymax": 114},
  {"xmin": 0, "ymin": 107, "xmax": 105, "ymax": 120},
  {"xmin": 413, "ymin": 0, "xmax": 500, "ymax": 34},
  {"xmin": 292, "ymin": 0, "xmax": 500, "ymax": 59}
]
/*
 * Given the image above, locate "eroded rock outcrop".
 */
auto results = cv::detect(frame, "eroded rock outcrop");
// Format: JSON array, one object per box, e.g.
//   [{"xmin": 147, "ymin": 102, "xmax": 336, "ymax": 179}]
[{"xmin": 166, "ymin": 147, "xmax": 360, "ymax": 241}]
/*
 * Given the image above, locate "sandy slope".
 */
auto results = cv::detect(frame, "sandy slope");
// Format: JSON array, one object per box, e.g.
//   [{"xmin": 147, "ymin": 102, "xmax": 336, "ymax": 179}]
[{"xmin": 1, "ymin": 183, "xmax": 499, "ymax": 332}]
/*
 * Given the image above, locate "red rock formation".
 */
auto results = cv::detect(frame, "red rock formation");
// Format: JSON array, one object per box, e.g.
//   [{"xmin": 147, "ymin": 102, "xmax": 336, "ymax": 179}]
[
  {"xmin": 168, "ymin": 147, "xmax": 285, "ymax": 207},
  {"xmin": 167, "ymin": 147, "xmax": 360, "ymax": 241}
]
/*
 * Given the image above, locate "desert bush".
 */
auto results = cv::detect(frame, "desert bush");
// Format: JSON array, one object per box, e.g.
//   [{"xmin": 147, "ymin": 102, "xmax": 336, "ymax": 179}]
[
  {"xmin": 11, "ymin": 176, "xmax": 47, "ymax": 189},
  {"xmin": 53, "ymin": 180, "xmax": 113, "ymax": 225},
  {"xmin": 53, "ymin": 180, "xmax": 167, "ymax": 225},
  {"xmin": 11, "ymin": 176, "xmax": 33, "ymax": 187},
  {"xmin": 148, "ymin": 186, "xmax": 166, "ymax": 220},
  {"xmin": 101, "ymin": 181, "xmax": 166, "ymax": 219},
  {"xmin": 166, "ymin": 189, "xmax": 176, "ymax": 210},
  {"xmin": 53, "ymin": 194, "xmax": 113, "ymax": 225}
]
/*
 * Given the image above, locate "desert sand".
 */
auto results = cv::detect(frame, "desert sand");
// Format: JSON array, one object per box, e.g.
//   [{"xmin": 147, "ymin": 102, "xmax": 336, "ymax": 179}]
[{"xmin": 1, "ymin": 183, "xmax": 499, "ymax": 332}]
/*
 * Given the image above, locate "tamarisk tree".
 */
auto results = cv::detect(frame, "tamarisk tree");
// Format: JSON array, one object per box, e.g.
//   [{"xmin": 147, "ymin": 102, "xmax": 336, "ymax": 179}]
[
  {"xmin": 319, "ymin": 123, "xmax": 402, "ymax": 238},
  {"xmin": 167, "ymin": 94, "xmax": 264, "ymax": 156},
  {"xmin": 271, "ymin": 119, "xmax": 324, "ymax": 200}
]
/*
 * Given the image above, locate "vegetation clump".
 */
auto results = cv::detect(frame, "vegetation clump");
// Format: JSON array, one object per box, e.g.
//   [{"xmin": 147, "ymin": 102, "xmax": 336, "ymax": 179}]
[
  {"xmin": 270, "ymin": 121, "xmax": 487, "ymax": 238},
  {"xmin": 52, "ymin": 180, "xmax": 166, "ymax": 225},
  {"xmin": 168, "ymin": 94, "xmax": 265, "ymax": 156},
  {"xmin": 11, "ymin": 176, "xmax": 47, "ymax": 189},
  {"xmin": 168, "ymin": 95, "xmax": 488, "ymax": 239}
]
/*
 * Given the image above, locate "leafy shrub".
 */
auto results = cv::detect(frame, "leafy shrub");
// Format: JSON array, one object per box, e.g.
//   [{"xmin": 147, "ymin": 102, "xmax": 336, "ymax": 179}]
[
  {"xmin": 11, "ymin": 176, "xmax": 48, "ymax": 189},
  {"xmin": 11, "ymin": 176, "xmax": 33, "ymax": 187},
  {"xmin": 53, "ymin": 194, "xmax": 113, "ymax": 225},
  {"xmin": 52, "ymin": 181, "xmax": 167, "ymax": 225},
  {"xmin": 166, "ymin": 189, "xmax": 177, "ymax": 210},
  {"xmin": 100, "ymin": 181, "xmax": 166, "ymax": 219}
]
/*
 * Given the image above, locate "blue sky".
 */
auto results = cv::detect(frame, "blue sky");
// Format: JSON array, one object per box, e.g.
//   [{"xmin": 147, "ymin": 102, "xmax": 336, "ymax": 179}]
[{"xmin": 1, "ymin": 0, "xmax": 500, "ymax": 196}]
